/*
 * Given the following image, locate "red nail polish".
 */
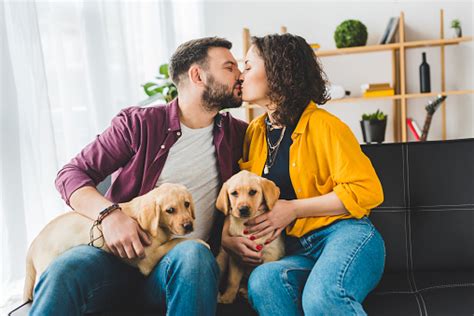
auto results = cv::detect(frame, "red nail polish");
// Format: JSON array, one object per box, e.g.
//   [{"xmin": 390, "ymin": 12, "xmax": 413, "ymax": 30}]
[
  {"xmin": 250, "ymin": 235, "xmax": 256, "ymax": 241},
  {"xmin": 256, "ymin": 244, "xmax": 263, "ymax": 251},
  {"xmin": 243, "ymin": 230, "xmax": 249, "ymax": 235},
  {"xmin": 264, "ymin": 240, "xmax": 270, "ymax": 245}
]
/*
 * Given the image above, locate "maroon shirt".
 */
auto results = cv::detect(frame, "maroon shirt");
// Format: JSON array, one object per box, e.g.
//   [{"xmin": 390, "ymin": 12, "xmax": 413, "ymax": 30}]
[{"xmin": 55, "ymin": 99, "xmax": 248, "ymax": 206}]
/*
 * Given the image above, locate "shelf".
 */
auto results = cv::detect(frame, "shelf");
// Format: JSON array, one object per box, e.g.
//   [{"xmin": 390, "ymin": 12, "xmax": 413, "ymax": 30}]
[
  {"xmin": 325, "ymin": 90, "xmax": 474, "ymax": 104},
  {"xmin": 316, "ymin": 43, "xmax": 401, "ymax": 57},
  {"xmin": 314, "ymin": 36, "xmax": 472, "ymax": 57},
  {"xmin": 403, "ymin": 36, "xmax": 473, "ymax": 49},
  {"xmin": 242, "ymin": 90, "xmax": 474, "ymax": 109}
]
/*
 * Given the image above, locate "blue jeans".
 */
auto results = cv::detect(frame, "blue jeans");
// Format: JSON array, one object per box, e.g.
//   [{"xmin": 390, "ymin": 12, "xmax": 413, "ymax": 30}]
[
  {"xmin": 30, "ymin": 240, "xmax": 219, "ymax": 316},
  {"xmin": 248, "ymin": 217, "xmax": 385, "ymax": 316}
]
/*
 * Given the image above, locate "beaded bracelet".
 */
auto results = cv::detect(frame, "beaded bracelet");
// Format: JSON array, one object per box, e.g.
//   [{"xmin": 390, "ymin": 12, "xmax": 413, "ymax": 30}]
[{"xmin": 88, "ymin": 203, "xmax": 121, "ymax": 248}]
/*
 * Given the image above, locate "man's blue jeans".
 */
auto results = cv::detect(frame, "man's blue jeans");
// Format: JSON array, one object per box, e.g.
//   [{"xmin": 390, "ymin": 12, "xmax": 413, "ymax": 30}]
[
  {"xmin": 248, "ymin": 217, "xmax": 385, "ymax": 316},
  {"xmin": 29, "ymin": 240, "xmax": 219, "ymax": 315}
]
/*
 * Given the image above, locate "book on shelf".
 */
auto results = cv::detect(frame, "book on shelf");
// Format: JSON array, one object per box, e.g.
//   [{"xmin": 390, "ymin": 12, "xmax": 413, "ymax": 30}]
[
  {"xmin": 361, "ymin": 83, "xmax": 391, "ymax": 91},
  {"xmin": 378, "ymin": 17, "xmax": 399, "ymax": 44},
  {"xmin": 385, "ymin": 17, "xmax": 399, "ymax": 44},
  {"xmin": 363, "ymin": 89, "xmax": 395, "ymax": 97},
  {"xmin": 411, "ymin": 119, "xmax": 422, "ymax": 136},
  {"xmin": 406, "ymin": 118, "xmax": 420, "ymax": 141}
]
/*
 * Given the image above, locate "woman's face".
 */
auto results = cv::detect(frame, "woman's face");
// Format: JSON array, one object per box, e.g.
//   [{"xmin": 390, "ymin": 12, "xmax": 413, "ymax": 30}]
[{"xmin": 240, "ymin": 45, "xmax": 271, "ymax": 106}]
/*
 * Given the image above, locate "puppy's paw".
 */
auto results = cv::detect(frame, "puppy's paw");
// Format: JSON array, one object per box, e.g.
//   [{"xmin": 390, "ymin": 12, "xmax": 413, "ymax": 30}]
[
  {"xmin": 195, "ymin": 239, "xmax": 210, "ymax": 250},
  {"xmin": 218, "ymin": 292, "xmax": 236, "ymax": 304},
  {"xmin": 238, "ymin": 287, "xmax": 248, "ymax": 300}
]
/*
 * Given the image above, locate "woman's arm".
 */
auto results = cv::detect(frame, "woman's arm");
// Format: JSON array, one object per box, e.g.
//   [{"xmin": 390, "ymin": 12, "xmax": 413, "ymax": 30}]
[{"xmin": 293, "ymin": 191, "xmax": 348, "ymax": 218}]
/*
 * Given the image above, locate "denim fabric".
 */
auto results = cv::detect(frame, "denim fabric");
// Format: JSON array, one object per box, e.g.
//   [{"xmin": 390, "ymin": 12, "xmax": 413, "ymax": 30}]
[
  {"xmin": 248, "ymin": 217, "xmax": 385, "ymax": 316},
  {"xmin": 30, "ymin": 240, "xmax": 219, "ymax": 316}
]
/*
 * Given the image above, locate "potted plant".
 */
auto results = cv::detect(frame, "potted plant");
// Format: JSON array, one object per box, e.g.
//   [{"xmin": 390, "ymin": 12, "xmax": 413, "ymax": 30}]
[
  {"xmin": 450, "ymin": 19, "xmax": 462, "ymax": 38},
  {"xmin": 140, "ymin": 63, "xmax": 177, "ymax": 106},
  {"xmin": 360, "ymin": 109, "xmax": 387, "ymax": 144},
  {"xmin": 334, "ymin": 19, "xmax": 368, "ymax": 48}
]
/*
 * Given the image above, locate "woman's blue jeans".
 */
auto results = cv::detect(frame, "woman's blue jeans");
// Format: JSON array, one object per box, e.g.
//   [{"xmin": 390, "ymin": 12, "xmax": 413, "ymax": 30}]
[
  {"xmin": 29, "ymin": 240, "xmax": 219, "ymax": 316},
  {"xmin": 248, "ymin": 217, "xmax": 385, "ymax": 316}
]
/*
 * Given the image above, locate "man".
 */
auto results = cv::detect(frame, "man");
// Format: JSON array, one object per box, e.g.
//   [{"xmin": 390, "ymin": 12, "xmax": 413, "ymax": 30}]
[{"xmin": 30, "ymin": 37, "xmax": 248, "ymax": 315}]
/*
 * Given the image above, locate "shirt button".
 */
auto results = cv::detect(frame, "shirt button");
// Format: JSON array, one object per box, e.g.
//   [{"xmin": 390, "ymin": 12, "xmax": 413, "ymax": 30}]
[
  {"xmin": 297, "ymin": 188, "xmax": 301, "ymax": 193},
  {"xmin": 167, "ymin": 128, "xmax": 171, "ymax": 131},
  {"xmin": 161, "ymin": 145, "xmax": 166, "ymax": 149},
  {"xmin": 177, "ymin": 131, "xmax": 181, "ymax": 136},
  {"xmin": 292, "ymin": 162, "xmax": 296, "ymax": 167}
]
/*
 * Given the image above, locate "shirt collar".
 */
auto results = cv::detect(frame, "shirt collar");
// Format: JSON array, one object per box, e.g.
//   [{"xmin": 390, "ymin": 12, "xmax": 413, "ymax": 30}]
[{"xmin": 167, "ymin": 98, "xmax": 224, "ymax": 133}]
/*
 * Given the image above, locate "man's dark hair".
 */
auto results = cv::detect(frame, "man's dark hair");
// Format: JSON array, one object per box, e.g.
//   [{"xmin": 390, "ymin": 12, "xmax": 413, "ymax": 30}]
[
  {"xmin": 169, "ymin": 37, "xmax": 232, "ymax": 86},
  {"xmin": 251, "ymin": 33, "xmax": 330, "ymax": 126}
]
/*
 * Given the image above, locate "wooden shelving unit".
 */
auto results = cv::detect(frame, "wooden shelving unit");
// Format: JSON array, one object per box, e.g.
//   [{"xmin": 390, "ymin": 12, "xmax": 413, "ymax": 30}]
[{"xmin": 241, "ymin": 10, "xmax": 473, "ymax": 142}]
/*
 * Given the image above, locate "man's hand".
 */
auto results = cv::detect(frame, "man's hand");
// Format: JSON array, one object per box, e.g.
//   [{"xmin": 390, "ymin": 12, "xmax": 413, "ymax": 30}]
[
  {"xmin": 221, "ymin": 221, "xmax": 263, "ymax": 267},
  {"xmin": 101, "ymin": 210, "xmax": 151, "ymax": 259}
]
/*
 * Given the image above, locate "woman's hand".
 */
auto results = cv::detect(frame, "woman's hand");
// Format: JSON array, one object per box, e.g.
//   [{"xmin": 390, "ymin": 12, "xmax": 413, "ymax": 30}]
[
  {"xmin": 221, "ymin": 220, "xmax": 263, "ymax": 266},
  {"xmin": 244, "ymin": 199, "xmax": 297, "ymax": 244}
]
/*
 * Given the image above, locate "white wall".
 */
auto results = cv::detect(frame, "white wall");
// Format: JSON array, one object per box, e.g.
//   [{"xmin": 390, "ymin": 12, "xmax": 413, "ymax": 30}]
[{"xmin": 202, "ymin": 0, "xmax": 474, "ymax": 143}]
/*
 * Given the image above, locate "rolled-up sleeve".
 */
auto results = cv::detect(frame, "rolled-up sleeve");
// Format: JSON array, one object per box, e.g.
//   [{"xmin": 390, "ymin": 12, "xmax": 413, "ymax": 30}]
[
  {"xmin": 55, "ymin": 108, "xmax": 138, "ymax": 206},
  {"xmin": 326, "ymin": 121, "xmax": 384, "ymax": 218}
]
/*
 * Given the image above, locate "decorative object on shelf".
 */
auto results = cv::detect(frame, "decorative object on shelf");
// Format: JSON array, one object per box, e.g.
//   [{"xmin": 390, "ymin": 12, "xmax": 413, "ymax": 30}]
[
  {"xmin": 141, "ymin": 63, "xmax": 177, "ymax": 106},
  {"xmin": 419, "ymin": 52, "xmax": 431, "ymax": 93},
  {"xmin": 360, "ymin": 109, "xmax": 387, "ymax": 144},
  {"xmin": 310, "ymin": 43, "xmax": 320, "ymax": 50},
  {"xmin": 420, "ymin": 95, "xmax": 447, "ymax": 141},
  {"xmin": 328, "ymin": 84, "xmax": 350, "ymax": 99},
  {"xmin": 379, "ymin": 17, "xmax": 400, "ymax": 44},
  {"xmin": 334, "ymin": 19, "xmax": 368, "ymax": 48},
  {"xmin": 450, "ymin": 19, "xmax": 462, "ymax": 38},
  {"xmin": 406, "ymin": 118, "xmax": 421, "ymax": 141},
  {"xmin": 361, "ymin": 83, "xmax": 394, "ymax": 97}
]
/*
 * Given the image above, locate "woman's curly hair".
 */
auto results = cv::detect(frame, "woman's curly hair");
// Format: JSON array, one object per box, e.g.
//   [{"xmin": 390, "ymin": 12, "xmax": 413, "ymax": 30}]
[{"xmin": 251, "ymin": 33, "xmax": 330, "ymax": 126}]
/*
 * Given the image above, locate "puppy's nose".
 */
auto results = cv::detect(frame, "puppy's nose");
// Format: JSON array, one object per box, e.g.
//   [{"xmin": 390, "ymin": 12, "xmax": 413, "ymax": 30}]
[
  {"xmin": 239, "ymin": 206, "xmax": 250, "ymax": 217},
  {"xmin": 183, "ymin": 222, "xmax": 193, "ymax": 233}
]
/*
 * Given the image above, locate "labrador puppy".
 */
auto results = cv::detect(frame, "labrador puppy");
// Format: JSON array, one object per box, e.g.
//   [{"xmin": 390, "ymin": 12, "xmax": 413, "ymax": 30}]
[
  {"xmin": 216, "ymin": 170, "xmax": 285, "ymax": 304},
  {"xmin": 23, "ymin": 183, "xmax": 206, "ymax": 301}
]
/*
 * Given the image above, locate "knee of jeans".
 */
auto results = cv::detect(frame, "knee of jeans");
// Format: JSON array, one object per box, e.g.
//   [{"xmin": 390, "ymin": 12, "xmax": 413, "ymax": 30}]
[
  {"xmin": 302, "ymin": 282, "xmax": 342, "ymax": 313},
  {"xmin": 248, "ymin": 262, "xmax": 283, "ymax": 302},
  {"xmin": 170, "ymin": 240, "xmax": 218, "ymax": 278}
]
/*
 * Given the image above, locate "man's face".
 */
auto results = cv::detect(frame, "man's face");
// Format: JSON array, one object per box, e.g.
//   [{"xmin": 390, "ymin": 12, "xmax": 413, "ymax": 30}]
[{"xmin": 201, "ymin": 47, "xmax": 242, "ymax": 111}]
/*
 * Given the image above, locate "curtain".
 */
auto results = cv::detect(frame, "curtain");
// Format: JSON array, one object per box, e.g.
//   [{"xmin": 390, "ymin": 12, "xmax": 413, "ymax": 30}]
[{"xmin": 0, "ymin": 0, "xmax": 204, "ymax": 310}]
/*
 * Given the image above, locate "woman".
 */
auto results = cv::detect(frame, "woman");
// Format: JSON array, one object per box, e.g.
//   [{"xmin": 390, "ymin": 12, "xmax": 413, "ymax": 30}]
[{"xmin": 221, "ymin": 33, "xmax": 385, "ymax": 315}]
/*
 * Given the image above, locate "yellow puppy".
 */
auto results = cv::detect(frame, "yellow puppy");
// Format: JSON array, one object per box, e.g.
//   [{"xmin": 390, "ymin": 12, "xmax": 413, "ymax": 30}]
[
  {"xmin": 23, "ymin": 183, "xmax": 206, "ymax": 301},
  {"xmin": 216, "ymin": 170, "xmax": 285, "ymax": 304}
]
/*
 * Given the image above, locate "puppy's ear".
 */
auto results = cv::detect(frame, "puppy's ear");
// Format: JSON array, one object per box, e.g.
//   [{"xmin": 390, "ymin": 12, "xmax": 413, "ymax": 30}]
[
  {"xmin": 260, "ymin": 178, "xmax": 280, "ymax": 210},
  {"xmin": 216, "ymin": 182, "xmax": 230, "ymax": 215},
  {"xmin": 136, "ymin": 195, "xmax": 160, "ymax": 237},
  {"xmin": 189, "ymin": 196, "xmax": 196, "ymax": 220}
]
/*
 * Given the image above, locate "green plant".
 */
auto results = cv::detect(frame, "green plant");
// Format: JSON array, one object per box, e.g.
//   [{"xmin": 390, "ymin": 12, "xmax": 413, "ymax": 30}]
[
  {"xmin": 451, "ymin": 19, "xmax": 461, "ymax": 29},
  {"xmin": 334, "ymin": 20, "xmax": 368, "ymax": 48},
  {"xmin": 142, "ymin": 63, "xmax": 177, "ymax": 103},
  {"xmin": 362, "ymin": 109, "xmax": 387, "ymax": 121}
]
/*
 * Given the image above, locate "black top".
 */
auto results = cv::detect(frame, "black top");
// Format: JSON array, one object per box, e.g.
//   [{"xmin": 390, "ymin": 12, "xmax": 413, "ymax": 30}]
[{"xmin": 262, "ymin": 118, "xmax": 297, "ymax": 200}]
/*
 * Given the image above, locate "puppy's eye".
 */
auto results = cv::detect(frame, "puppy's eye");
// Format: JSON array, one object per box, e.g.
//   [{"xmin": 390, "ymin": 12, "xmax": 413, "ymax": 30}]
[
  {"xmin": 249, "ymin": 189, "xmax": 257, "ymax": 196},
  {"xmin": 184, "ymin": 201, "xmax": 190, "ymax": 208},
  {"xmin": 166, "ymin": 207, "xmax": 175, "ymax": 214},
  {"xmin": 231, "ymin": 191, "xmax": 238, "ymax": 197}
]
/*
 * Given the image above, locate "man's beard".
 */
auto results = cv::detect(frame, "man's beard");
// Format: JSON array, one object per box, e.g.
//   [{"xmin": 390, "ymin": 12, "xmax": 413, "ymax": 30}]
[{"xmin": 201, "ymin": 76, "xmax": 242, "ymax": 112}]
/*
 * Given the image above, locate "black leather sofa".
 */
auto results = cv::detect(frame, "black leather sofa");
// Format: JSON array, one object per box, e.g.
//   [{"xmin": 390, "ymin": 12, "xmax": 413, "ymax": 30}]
[{"xmin": 10, "ymin": 138, "xmax": 474, "ymax": 315}]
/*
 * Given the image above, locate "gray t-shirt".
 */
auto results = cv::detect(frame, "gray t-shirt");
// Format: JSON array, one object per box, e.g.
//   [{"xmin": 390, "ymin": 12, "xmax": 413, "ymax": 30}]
[{"xmin": 155, "ymin": 122, "xmax": 220, "ymax": 241}]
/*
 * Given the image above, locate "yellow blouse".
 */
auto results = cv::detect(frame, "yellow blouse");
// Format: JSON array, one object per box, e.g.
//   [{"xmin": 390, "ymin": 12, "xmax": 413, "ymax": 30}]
[{"xmin": 238, "ymin": 101, "xmax": 384, "ymax": 237}]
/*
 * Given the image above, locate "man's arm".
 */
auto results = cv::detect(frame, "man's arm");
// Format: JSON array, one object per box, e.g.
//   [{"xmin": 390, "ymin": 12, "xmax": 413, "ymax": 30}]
[{"xmin": 57, "ymin": 108, "xmax": 150, "ymax": 259}]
